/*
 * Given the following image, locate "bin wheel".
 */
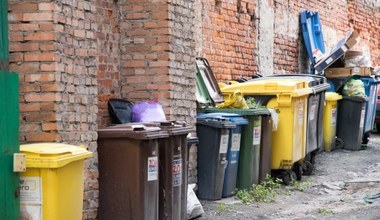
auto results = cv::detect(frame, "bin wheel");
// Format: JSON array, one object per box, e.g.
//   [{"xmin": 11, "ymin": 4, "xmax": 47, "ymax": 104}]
[
  {"xmin": 281, "ymin": 170, "xmax": 295, "ymax": 185},
  {"xmin": 292, "ymin": 162, "xmax": 302, "ymax": 181},
  {"xmin": 302, "ymin": 161, "xmax": 314, "ymax": 176},
  {"xmin": 362, "ymin": 132, "xmax": 370, "ymax": 145},
  {"xmin": 310, "ymin": 151, "xmax": 318, "ymax": 165},
  {"xmin": 335, "ymin": 137, "xmax": 344, "ymax": 149}
]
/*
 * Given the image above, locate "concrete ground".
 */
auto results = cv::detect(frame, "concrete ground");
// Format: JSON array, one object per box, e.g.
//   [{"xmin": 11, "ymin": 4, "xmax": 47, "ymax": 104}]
[{"xmin": 193, "ymin": 132, "xmax": 380, "ymax": 220}]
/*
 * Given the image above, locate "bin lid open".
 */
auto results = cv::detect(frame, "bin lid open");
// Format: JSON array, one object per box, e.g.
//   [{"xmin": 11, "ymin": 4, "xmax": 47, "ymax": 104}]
[
  {"xmin": 196, "ymin": 58, "xmax": 224, "ymax": 108},
  {"xmin": 20, "ymin": 143, "xmax": 93, "ymax": 168}
]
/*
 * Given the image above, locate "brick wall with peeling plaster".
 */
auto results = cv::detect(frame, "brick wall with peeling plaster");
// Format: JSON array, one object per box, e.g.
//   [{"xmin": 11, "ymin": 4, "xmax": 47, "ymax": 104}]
[{"xmin": 8, "ymin": 0, "xmax": 379, "ymax": 219}]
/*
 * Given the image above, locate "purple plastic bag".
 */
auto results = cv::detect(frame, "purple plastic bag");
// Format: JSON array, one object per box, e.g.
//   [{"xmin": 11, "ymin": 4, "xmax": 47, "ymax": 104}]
[{"xmin": 132, "ymin": 101, "xmax": 166, "ymax": 122}]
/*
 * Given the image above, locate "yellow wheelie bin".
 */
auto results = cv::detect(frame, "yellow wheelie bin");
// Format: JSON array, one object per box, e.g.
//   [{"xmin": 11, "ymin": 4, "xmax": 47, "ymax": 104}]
[
  {"xmin": 221, "ymin": 79, "xmax": 313, "ymax": 184},
  {"xmin": 323, "ymin": 92, "xmax": 342, "ymax": 151},
  {"xmin": 19, "ymin": 143, "xmax": 93, "ymax": 220}
]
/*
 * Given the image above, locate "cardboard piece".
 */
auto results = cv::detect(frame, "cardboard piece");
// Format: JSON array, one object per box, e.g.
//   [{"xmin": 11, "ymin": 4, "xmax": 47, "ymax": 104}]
[
  {"xmin": 314, "ymin": 30, "xmax": 359, "ymax": 73},
  {"xmin": 325, "ymin": 67, "xmax": 372, "ymax": 78}
]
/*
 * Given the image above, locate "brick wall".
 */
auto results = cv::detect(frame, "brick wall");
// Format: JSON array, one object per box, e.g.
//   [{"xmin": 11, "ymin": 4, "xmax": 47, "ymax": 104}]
[
  {"xmin": 201, "ymin": 0, "xmax": 257, "ymax": 81},
  {"xmin": 96, "ymin": 0, "xmax": 121, "ymax": 128},
  {"xmin": 119, "ymin": 1, "xmax": 197, "ymax": 122},
  {"xmin": 7, "ymin": 0, "xmax": 380, "ymax": 219},
  {"xmin": 348, "ymin": 0, "xmax": 380, "ymax": 67},
  {"xmin": 199, "ymin": 0, "xmax": 379, "ymax": 79},
  {"xmin": 119, "ymin": 1, "xmax": 171, "ymax": 112},
  {"xmin": 9, "ymin": 0, "xmax": 99, "ymax": 219}
]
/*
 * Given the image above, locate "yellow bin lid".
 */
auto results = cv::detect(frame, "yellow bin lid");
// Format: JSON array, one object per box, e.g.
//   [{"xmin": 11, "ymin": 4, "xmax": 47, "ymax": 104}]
[
  {"xmin": 325, "ymin": 92, "xmax": 342, "ymax": 101},
  {"xmin": 20, "ymin": 143, "xmax": 93, "ymax": 168},
  {"xmin": 221, "ymin": 79, "xmax": 313, "ymax": 97}
]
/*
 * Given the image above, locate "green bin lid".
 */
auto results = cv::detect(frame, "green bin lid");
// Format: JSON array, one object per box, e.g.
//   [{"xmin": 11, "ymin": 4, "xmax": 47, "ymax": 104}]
[{"xmin": 20, "ymin": 143, "xmax": 93, "ymax": 169}]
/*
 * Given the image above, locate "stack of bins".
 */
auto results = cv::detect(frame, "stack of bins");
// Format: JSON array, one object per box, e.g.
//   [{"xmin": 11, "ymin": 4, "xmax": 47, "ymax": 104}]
[
  {"xmin": 196, "ymin": 116, "xmax": 236, "ymax": 200},
  {"xmin": 97, "ymin": 124, "xmax": 168, "ymax": 220},
  {"xmin": 195, "ymin": 57, "xmax": 273, "ymax": 189},
  {"xmin": 323, "ymin": 92, "xmax": 342, "ymax": 151},
  {"xmin": 265, "ymin": 74, "xmax": 330, "ymax": 174},
  {"xmin": 360, "ymin": 76, "xmax": 380, "ymax": 144},
  {"xmin": 197, "ymin": 112, "xmax": 249, "ymax": 197},
  {"xmin": 221, "ymin": 79, "xmax": 313, "ymax": 184},
  {"xmin": 204, "ymin": 109, "xmax": 272, "ymax": 190}
]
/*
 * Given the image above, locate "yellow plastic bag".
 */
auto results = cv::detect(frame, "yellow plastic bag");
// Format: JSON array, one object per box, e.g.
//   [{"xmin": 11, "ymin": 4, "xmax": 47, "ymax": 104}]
[{"xmin": 216, "ymin": 90, "xmax": 249, "ymax": 109}]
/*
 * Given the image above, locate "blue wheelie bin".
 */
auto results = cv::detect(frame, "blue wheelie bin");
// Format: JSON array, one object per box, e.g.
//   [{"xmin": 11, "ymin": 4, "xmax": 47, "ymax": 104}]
[{"xmin": 360, "ymin": 76, "xmax": 380, "ymax": 144}]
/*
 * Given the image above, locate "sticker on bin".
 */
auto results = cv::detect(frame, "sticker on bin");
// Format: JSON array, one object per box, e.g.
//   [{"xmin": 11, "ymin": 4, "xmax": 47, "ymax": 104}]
[
  {"xmin": 173, "ymin": 158, "xmax": 182, "ymax": 187},
  {"xmin": 20, "ymin": 177, "xmax": 42, "ymax": 220},
  {"xmin": 253, "ymin": 126, "xmax": 261, "ymax": 145},
  {"xmin": 219, "ymin": 134, "xmax": 228, "ymax": 154},
  {"xmin": 298, "ymin": 101, "xmax": 304, "ymax": 125},
  {"xmin": 148, "ymin": 156, "xmax": 158, "ymax": 181},
  {"xmin": 231, "ymin": 133, "xmax": 241, "ymax": 151},
  {"xmin": 360, "ymin": 109, "xmax": 365, "ymax": 128},
  {"xmin": 331, "ymin": 108, "xmax": 337, "ymax": 125},
  {"xmin": 310, "ymin": 104, "xmax": 317, "ymax": 121}
]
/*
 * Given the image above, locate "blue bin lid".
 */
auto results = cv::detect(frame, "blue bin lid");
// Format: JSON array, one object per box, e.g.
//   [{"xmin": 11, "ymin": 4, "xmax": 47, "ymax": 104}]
[
  {"xmin": 197, "ymin": 113, "xmax": 248, "ymax": 125},
  {"xmin": 196, "ymin": 116, "xmax": 237, "ymax": 129},
  {"xmin": 300, "ymin": 10, "xmax": 326, "ymax": 65}
]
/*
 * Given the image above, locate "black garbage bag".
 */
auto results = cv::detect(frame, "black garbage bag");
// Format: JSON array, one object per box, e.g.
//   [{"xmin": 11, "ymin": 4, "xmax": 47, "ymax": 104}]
[{"xmin": 108, "ymin": 99, "xmax": 134, "ymax": 124}]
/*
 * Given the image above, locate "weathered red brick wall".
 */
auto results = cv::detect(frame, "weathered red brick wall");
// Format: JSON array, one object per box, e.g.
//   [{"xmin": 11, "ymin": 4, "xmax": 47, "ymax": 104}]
[
  {"xmin": 201, "ymin": 0, "xmax": 257, "ymax": 81},
  {"xmin": 9, "ymin": 0, "xmax": 99, "ymax": 218},
  {"xmin": 119, "ymin": 1, "xmax": 171, "ymax": 113},
  {"xmin": 119, "ymin": 1, "xmax": 196, "ymax": 122},
  {"xmin": 272, "ymin": 0, "xmax": 350, "ymax": 73},
  {"xmin": 348, "ymin": 1, "xmax": 380, "ymax": 67},
  {"xmin": 200, "ymin": 0, "xmax": 379, "ymax": 78},
  {"xmin": 96, "ymin": 0, "xmax": 121, "ymax": 128}
]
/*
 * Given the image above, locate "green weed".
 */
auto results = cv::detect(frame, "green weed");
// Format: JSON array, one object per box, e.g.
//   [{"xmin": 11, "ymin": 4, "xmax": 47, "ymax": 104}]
[
  {"xmin": 235, "ymin": 175, "xmax": 283, "ymax": 204},
  {"xmin": 290, "ymin": 179, "xmax": 312, "ymax": 191},
  {"xmin": 318, "ymin": 208, "xmax": 334, "ymax": 215},
  {"xmin": 216, "ymin": 203, "xmax": 227, "ymax": 215}
]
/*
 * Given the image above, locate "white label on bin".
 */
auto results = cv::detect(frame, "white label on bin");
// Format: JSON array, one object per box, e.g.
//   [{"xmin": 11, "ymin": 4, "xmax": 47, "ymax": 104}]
[
  {"xmin": 331, "ymin": 108, "xmax": 337, "ymax": 125},
  {"xmin": 360, "ymin": 109, "xmax": 365, "ymax": 128},
  {"xmin": 253, "ymin": 126, "xmax": 261, "ymax": 145},
  {"xmin": 298, "ymin": 102, "xmax": 304, "ymax": 125},
  {"xmin": 310, "ymin": 104, "xmax": 317, "ymax": 121},
  {"xmin": 20, "ymin": 177, "xmax": 42, "ymax": 220},
  {"xmin": 219, "ymin": 134, "xmax": 228, "ymax": 154},
  {"xmin": 231, "ymin": 133, "xmax": 241, "ymax": 151},
  {"xmin": 173, "ymin": 158, "xmax": 182, "ymax": 187},
  {"xmin": 148, "ymin": 156, "xmax": 158, "ymax": 181},
  {"xmin": 21, "ymin": 205, "xmax": 42, "ymax": 220},
  {"xmin": 20, "ymin": 177, "xmax": 42, "ymax": 204}
]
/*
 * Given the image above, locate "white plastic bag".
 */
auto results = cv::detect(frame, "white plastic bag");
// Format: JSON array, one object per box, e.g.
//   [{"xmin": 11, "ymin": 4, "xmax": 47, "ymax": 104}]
[
  {"xmin": 132, "ymin": 101, "xmax": 166, "ymax": 122},
  {"xmin": 187, "ymin": 184, "xmax": 204, "ymax": 219}
]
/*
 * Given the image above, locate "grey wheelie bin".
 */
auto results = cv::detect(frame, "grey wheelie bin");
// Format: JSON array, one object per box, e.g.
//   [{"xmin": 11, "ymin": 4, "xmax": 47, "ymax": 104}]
[
  {"xmin": 196, "ymin": 116, "xmax": 235, "ymax": 200},
  {"xmin": 336, "ymin": 96, "xmax": 367, "ymax": 150},
  {"xmin": 198, "ymin": 112, "xmax": 248, "ymax": 197}
]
